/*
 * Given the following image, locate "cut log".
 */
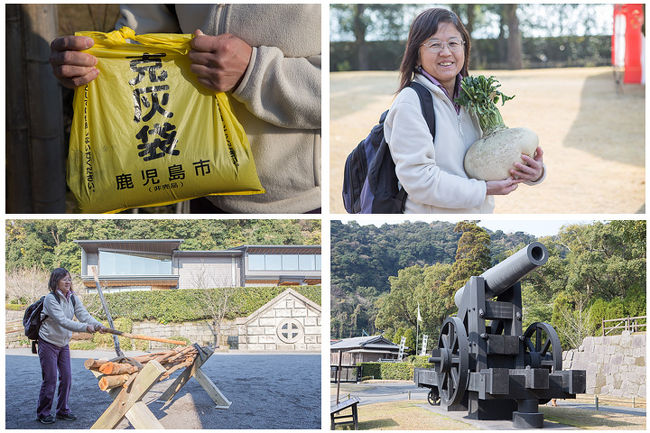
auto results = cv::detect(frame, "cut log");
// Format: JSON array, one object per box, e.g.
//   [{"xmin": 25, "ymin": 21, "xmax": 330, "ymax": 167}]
[
  {"xmin": 166, "ymin": 346, "xmax": 197, "ymax": 363},
  {"xmin": 85, "ymin": 359, "xmax": 109, "ymax": 370},
  {"xmin": 99, "ymin": 362, "xmax": 140, "ymax": 375},
  {"xmin": 98, "ymin": 373, "xmax": 135, "ymax": 391},
  {"xmin": 160, "ymin": 357, "xmax": 194, "ymax": 380},
  {"xmin": 153, "ymin": 349, "xmax": 179, "ymax": 364}
]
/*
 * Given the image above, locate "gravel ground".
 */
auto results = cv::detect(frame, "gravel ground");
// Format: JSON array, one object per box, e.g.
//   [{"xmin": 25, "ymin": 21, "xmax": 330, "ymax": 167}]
[
  {"xmin": 330, "ymin": 68, "xmax": 645, "ymax": 214},
  {"xmin": 6, "ymin": 349, "xmax": 320, "ymax": 429}
]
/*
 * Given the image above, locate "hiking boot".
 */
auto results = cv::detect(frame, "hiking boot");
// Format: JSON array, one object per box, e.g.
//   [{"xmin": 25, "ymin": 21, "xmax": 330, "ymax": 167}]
[
  {"xmin": 38, "ymin": 415, "xmax": 56, "ymax": 424},
  {"xmin": 56, "ymin": 413, "xmax": 77, "ymax": 421}
]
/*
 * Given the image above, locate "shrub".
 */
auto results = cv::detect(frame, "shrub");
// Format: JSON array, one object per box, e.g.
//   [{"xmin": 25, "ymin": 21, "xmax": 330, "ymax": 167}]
[
  {"xmin": 69, "ymin": 341, "xmax": 97, "ymax": 350},
  {"xmin": 359, "ymin": 362, "xmax": 417, "ymax": 381},
  {"xmin": 81, "ymin": 286, "xmax": 321, "ymax": 323}
]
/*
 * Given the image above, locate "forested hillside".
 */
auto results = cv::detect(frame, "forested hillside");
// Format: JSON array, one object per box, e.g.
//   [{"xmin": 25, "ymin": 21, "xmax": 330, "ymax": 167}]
[
  {"xmin": 6, "ymin": 219, "xmax": 321, "ymax": 276},
  {"xmin": 331, "ymin": 220, "xmax": 645, "ymax": 350}
]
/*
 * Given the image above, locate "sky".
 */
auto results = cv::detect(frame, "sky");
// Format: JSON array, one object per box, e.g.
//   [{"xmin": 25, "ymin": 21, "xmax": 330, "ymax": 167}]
[{"xmin": 336, "ymin": 218, "xmax": 607, "ymax": 238}]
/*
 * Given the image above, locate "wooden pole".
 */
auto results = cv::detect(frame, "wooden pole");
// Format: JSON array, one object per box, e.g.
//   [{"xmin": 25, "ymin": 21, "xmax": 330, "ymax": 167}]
[
  {"xmin": 336, "ymin": 349, "xmax": 343, "ymax": 404},
  {"xmin": 5, "ymin": 5, "xmax": 33, "ymax": 212},
  {"xmin": 102, "ymin": 327, "xmax": 188, "ymax": 346},
  {"xmin": 20, "ymin": 4, "xmax": 66, "ymax": 212}
]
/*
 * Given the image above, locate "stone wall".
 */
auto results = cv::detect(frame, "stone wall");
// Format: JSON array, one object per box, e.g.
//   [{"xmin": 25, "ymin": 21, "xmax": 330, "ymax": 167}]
[
  {"xmin": 237, "ymin": 291, "xmax": 321, "ymax": 351},
  {"xmin": 562, "ymin": 331, "xmax": 645, "ymax": 398}
]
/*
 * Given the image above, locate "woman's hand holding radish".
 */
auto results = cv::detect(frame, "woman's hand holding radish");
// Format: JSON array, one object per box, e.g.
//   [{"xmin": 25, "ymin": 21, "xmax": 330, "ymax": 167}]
[
  {"xmin": 486, "ymin": 178, "xmax": 522, "ymax": 195},
  {"xmin": 511, "ymin": 146, "xmax": 544, "ymax": 182}
]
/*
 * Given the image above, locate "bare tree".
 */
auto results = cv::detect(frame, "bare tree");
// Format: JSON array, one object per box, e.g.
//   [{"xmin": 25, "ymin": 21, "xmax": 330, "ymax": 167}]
[
  {"xmin": 189, "ymin": 262, "xmax": 239, "ymax": 348},
  {"xmin": 557, "ymin": 296, "xmax": 593, "ymax": 349},
  {"xmin": 6, "ymin": 267, "xmax": 50, "ymax": 304},
  {"xmin": 196, "ymin": 287, "xmax": 239, "ymax": 348}
]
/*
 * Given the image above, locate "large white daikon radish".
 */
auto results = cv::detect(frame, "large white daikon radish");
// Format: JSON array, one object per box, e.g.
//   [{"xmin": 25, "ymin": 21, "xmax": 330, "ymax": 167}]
[{"xmin": 456, "ymin": 76, "xmax": 539, "ymax": 181}]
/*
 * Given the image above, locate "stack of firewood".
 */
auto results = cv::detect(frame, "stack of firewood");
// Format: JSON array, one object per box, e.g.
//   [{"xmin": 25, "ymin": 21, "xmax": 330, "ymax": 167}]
[{"xmin": 85, "ymin": 345, "xmax": 199, "ymax": 391}]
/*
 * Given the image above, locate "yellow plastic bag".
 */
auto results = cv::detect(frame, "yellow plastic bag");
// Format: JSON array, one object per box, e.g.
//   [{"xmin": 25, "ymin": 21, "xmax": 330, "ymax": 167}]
[{"xmin": 68, "ymin": 27, "xmax": 264, "ymax": 213}]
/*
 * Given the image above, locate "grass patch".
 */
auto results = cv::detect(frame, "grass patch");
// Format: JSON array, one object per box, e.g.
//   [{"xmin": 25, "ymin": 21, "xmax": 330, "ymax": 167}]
[
  {"xmin": 541, "ymin": 406, "xmax": 646, "ymax": 430},
  {"xmin": 335, "ymin": 400, "xmax": 475, "ymax": 430}
]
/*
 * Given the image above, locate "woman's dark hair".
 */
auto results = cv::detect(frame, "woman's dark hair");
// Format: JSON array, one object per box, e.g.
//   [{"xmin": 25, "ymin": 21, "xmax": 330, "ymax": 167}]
[
  {"xmin": 49, "ymin": 268, "xmax": 71, "ymax": 293},
  {"xmin": 398, "ymin": 8, "xmax": 471, "ymax": 92}
]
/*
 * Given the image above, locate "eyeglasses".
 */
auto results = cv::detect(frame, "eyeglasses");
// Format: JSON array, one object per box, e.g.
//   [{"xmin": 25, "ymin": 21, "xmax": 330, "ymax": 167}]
[{"xmin": 422, "ymin": 38, "xmax": 465, "ymax": 53}]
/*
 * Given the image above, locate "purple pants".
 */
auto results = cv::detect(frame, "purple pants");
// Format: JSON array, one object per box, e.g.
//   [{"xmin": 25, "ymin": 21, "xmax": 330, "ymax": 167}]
[{"xmin": 37, "ymin": 339, "xmax": 72, "ymax": 418}]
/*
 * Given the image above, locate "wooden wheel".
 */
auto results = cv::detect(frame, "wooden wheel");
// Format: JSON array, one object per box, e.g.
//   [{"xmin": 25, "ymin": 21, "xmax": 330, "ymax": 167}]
[
  {"xmin": 427, "ymin": 389, "xmax": 440, "ymax": 406},
  {"xmin": 429, "ymin": 317, "xmax": 469, "ymax": 407},
  {"xmin": 523, "ymin": 322, "xmax": 562, "ymax": 372}
]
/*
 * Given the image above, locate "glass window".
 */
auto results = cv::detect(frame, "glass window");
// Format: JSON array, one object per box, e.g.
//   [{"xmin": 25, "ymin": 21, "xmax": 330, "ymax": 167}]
[
  {"xmin": 265, "ymin": 255, "xmax": 282, "ymax": 270},
  {"xmin": 315, "ymin": 254, "xmax": 321, "ymax": 271},
  {"xmin": 299, "ymin": 255, "xmax": 315, "ymax": 270},
  {"xmin": 249, "ymin": 254, "xmax": 265, "ymax": 270},
  {"xmin": 282, "ymin": 254, "xmax": 299, "ymax": 270},
  {"xmin": 99, "ymin": 250, "xmax": 172, "ymax": 275}
]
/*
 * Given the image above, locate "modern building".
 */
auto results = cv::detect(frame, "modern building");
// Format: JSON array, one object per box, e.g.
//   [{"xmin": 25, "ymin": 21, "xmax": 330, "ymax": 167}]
[{"xmin": 75, "ymin": 239, "xmax": 321, "ymax": 292}]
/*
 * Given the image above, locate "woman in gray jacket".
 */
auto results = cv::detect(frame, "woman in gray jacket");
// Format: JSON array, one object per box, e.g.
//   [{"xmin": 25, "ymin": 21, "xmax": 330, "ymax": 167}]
[{"xmin": 37, "ymin": 268, "xmax": 105, "ymax": 424}]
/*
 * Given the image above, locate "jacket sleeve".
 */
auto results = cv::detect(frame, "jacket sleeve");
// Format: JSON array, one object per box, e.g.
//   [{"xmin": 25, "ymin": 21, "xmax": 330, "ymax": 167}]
[
  {"xmin": 72, "ymin": 295, "xmax": 103, "ymax": 329},
  {"xmin": 115, "ymin": 5, "xmax": 181, "ymax": 33},
  {"xmin": 231, "ymin": 46, "xmax": 321, "ymax": 130},
  {"xmin": 385, "ymin": 95, "xmax": 487, "ymax": 209},
  {"xmin": 43, "ymin": 294, "xmax": 89, "ymax": 333}
]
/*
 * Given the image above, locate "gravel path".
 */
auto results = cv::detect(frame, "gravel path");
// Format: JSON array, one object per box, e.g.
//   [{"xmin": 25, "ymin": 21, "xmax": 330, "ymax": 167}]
[{"xmin": 6, "ymin": 349, "xmax": 320, "ymax": 429}]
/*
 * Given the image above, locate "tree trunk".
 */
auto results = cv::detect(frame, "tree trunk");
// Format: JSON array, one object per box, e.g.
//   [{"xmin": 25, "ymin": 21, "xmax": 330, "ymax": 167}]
[
  {"xmin": 352, "ymin": 5, "xmax": 369, "ymax": 70},
  {"xmin": 505, "ymin": 4, "xmax": 523, "ymax": 69}
]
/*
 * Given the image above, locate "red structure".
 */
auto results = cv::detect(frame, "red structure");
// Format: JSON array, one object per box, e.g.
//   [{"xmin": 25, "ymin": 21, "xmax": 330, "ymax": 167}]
[{"xmin": 613, "ymin": 4, "xmax": 645, "ymax": 83}]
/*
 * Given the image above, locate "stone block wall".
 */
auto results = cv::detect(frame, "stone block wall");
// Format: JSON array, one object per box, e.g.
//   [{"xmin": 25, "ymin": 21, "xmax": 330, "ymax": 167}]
[
  {"xmin": 237, "ymin": 293, "xmax": 321, "ymax": 352},
  {"xmin": 563, "ymin": 331, "xmax": 645, "ymax": 398}
]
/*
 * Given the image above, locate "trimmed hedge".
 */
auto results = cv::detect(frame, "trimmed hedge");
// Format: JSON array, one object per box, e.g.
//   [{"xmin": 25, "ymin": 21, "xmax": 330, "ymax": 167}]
[
  {"xmin": 81, "ymin": 285, "xmax": 321, "ymax": 324},
  {"xmin": 359, "ymin": 356, "xmax": 432, "ymax": 380}
]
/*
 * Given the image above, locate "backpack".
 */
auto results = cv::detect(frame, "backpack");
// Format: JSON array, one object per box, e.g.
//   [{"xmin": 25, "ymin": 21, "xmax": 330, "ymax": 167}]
[
  {"xmin": 23, "ymin": 293, "xmax": 76, "ymax": 353},
  {"xmin": 342, "ymin": 81, "xmax": 436, "ymax": 213}
]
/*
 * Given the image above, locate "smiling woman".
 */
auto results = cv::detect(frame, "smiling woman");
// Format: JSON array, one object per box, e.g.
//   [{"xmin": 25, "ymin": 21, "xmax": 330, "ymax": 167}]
[{"xmin": 384, "ymin": 8, "xmax": 545, "ymax": 214}]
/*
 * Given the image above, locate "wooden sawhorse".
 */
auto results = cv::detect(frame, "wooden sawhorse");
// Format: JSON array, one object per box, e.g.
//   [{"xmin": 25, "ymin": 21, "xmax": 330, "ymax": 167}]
[{"xmin": 91, "ymin": 345, "xmax": 231, "ymax": 429}]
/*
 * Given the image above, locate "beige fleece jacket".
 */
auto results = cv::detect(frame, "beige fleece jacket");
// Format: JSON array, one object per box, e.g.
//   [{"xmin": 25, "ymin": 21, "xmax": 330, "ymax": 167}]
[{"xmin": 117, "ymin": 4, "xmax": 321, "ymax": 213}]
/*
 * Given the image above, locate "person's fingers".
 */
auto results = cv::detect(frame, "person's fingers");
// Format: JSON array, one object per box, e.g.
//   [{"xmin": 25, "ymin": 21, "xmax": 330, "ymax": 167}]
[
  {"xmin": 190, "ymin": 32, "xmax": 214, "ymax": 51},
  {"xmin": 197, "ymin": 76, "xmax": 215, "ymax": 90},
  {"xmin": 188, "ymin": 51, "xmax": 216, "ymax": 67},
  {"xmin": 59, "ymin": 68, "xmax": 99, "ymax": 89},
  {"xmin": 51, "ymin": 35, "xmax": 94, "ymax": 52},
  {"xmin": 189, "ymin": 63, "xmax": 212, "ymax": 77},
  {"xmin": 50, "ymin": 49, "xmax": 97, "ymax": 67},
  {"xmin": 514, "ymin": 162, "xmax": 536, "ymax": 174},
  {"xmin": 52, "ymin": 64, "xmax": 95, "ymax": 80},
  {"xmin": 534, "ymin": 146, "xmax": 544, "ymax": 160}
]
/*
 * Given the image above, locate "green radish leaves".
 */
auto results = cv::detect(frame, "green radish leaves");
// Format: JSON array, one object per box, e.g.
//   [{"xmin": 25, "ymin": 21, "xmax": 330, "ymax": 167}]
[{"xmin": 455, "ymin": 75, "xmax": 514, "ymax": 136}]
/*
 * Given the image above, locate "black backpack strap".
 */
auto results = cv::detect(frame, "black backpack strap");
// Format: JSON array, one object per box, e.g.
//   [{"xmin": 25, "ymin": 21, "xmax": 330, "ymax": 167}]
[{"xmin": 408, "ymin": 81, "xmax": 436, "ymax": 141}]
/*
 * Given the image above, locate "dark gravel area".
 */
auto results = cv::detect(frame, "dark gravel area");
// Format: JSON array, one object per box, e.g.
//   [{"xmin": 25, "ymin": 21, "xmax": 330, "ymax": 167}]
[{"xmin": 6, "ymin": 349, "xmax": 321, "ymax": 429}]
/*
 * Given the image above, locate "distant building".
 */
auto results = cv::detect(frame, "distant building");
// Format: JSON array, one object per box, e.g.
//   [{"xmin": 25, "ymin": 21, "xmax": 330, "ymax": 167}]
[
  {"xmin": 330, "ymin": 335, "xmax": 401, "ymax": 366},
  {"xmin": 75, "ymin": 239, "xmax": 321, "ymax": 292}
]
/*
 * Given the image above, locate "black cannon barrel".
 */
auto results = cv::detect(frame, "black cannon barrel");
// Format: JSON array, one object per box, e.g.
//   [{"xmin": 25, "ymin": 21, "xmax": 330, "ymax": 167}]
[{"xmin": 454, "ymin": 242, "xmax": 549, "ymax": 308}]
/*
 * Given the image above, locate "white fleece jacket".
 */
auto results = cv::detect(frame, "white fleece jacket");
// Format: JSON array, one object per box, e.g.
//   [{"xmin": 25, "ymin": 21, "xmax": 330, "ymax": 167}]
[
  {"xmin": 39, "ymin": 291, "xmax": 102, "ymax": 347},
  {"xmin": 385, "ymin": 74, "xmax": 492, "ymax": 213},
  {"xmin": 117, "ymin": 5, "xmax": 321, "ymax": 213}
]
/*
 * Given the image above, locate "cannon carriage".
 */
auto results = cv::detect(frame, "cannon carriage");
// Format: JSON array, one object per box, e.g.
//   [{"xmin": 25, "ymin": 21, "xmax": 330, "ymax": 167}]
[{"xmin": 414, "ymin": 242, "xmax": 586, "ymax": 428}]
